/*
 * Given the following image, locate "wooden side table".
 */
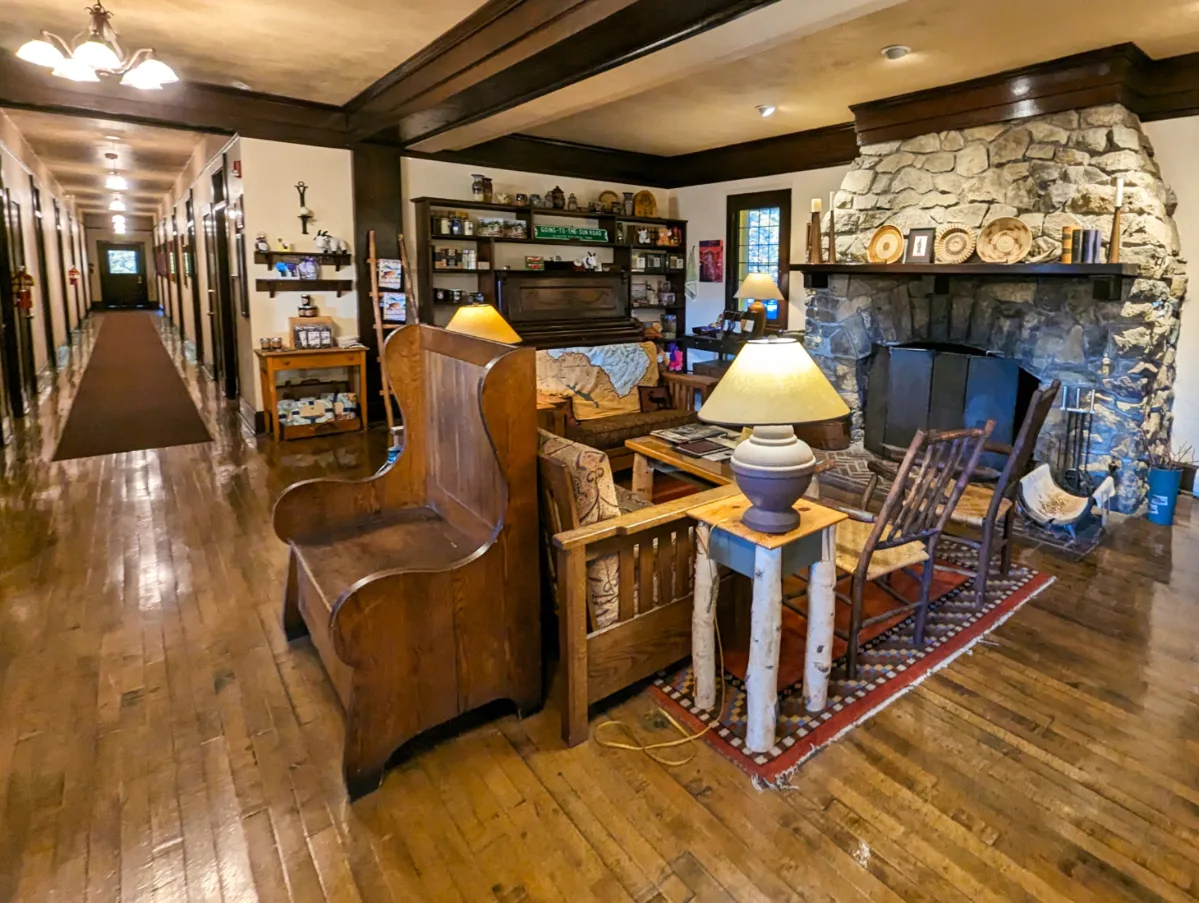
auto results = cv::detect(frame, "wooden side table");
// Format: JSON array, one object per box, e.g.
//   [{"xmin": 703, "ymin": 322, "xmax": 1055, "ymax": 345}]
[
  {"xmin": 689, "ymin": 493, "xmax": 846, "ymax": 754},
  {"xmin": 255, "ymin": 346, "xmax": 369, "ymax": 441}
]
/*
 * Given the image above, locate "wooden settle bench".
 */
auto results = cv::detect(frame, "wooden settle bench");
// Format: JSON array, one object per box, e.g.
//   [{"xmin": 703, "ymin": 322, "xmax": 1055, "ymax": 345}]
[{"xmin": 273, "ymin": 324, "xmax": 541, "ymax": 798}]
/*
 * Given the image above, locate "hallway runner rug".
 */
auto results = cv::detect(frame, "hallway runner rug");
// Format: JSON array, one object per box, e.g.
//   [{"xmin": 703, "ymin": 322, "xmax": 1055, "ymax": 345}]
[
  {"xmin": 649, "ymin": 541, "xmax": 1054, "ymax": 786},
  {"xmin": 54, "ymin": 312, "xmax": 211, "ymax": 461}
]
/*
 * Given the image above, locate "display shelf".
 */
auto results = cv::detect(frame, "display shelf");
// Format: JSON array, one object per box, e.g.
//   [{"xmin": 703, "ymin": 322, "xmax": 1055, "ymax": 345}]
[
  {"xmin": 255, "ymin": 279, "xmax": 353, "ymax": 298},
  {"xmin": 254, "ymin": 251, "xmax": 352, "ymax": 272},
  {"xmin": 411, "ymin": 196, "xmax": 685, "ymax": 225}
]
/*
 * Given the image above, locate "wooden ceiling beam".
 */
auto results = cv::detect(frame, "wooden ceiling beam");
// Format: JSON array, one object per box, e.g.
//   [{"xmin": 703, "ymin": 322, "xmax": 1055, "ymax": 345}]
[{"xmin": 0, "ymin": 53, "xmax": 351, "ymax": 147}]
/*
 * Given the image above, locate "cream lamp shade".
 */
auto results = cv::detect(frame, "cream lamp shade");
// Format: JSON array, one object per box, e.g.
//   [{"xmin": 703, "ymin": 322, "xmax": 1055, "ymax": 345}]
[
  {"xmin": 445, "ymin": 303, "xmax": 522, "ymax": 345},
  {"xmin": 698, "ymin": 337, "xmax": 848, "ymax": 427},
  {"xmin": 733, "ymin": 272, "xmax": 786, "ymax": 303}
]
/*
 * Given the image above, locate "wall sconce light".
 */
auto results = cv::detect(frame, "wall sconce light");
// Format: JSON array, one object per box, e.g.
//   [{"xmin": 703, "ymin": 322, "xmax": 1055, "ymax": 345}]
[{"xmin": 295, "ymin": 181, "xmax": 313, "ymax": 234}]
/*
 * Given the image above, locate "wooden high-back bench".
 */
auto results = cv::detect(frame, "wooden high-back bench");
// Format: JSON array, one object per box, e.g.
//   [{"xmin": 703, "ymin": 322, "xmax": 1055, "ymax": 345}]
[{"xmin": 273, "ymin": 324, "xmax": 540, "ymax": 799}]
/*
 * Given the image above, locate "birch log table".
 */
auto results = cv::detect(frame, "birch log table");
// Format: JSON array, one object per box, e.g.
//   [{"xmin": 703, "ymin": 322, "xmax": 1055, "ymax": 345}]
[{"xmin": 688, "ymin": 494, "xmax": 846, "ymax": 754}]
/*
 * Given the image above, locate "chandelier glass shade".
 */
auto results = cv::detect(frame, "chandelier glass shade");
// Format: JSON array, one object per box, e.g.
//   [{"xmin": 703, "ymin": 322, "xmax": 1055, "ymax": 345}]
[
  {"xmin": 105, "ymin": 172, "xmax": 128, "ymax": 190},
  {"xmin": 16, "ymin": 2, "xmax": 178, "ymax": 89},
  {"xmin": 109, "ymin": 196, "xmax": 126, "ymax": 212}
]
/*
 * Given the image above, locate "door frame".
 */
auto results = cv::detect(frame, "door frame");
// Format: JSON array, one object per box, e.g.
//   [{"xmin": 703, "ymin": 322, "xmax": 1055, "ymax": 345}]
[
  {"xmin": 53, "ymin": 198, "xmax": 74, "ymax": 338},
  {"xmin": 0, "ymin": 179, "xmax": 25, "ymax": 422},
  {"xmin": 29, "ymin": 178, "xmax": 57, "ymax": 370},
  {"xmin": 96, "ymin": 241, "xmax": 150, "ymax": 309},
  {"xmin": 209, "ymin": 164, "xmax": 238, "ymax": 400},
  {"xmin": 186, "ymin": 193, "xmax": 203, "ymax": 364},
  {"xmin": 724, "ymin": 188, "xmax": 792, "ymax": 330}
]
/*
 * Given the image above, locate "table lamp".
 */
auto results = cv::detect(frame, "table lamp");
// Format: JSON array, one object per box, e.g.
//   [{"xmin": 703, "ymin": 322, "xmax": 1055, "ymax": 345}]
[
  {"xmin": 734, "ymin": 272, "xmax": 785, "ymax": 337},
  {"xmin": 698, "ymin": 336, "xmax": 849, "ymax": 533},
  {"xmin": 445, "ymin": 303, "xmax": 521, "ymax": 344}
]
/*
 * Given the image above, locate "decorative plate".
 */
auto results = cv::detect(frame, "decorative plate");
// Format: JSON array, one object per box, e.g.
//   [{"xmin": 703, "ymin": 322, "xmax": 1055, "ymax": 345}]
[
  {"xmin": 934, "ymin": 224, "xmax": 976, "ymax": 265},
  {"xmin": 597, "ymin": 190, "xmax": 621, "ymax": 212},
  {"xmin": 977, "ymin": 217, "xmax": 1033, "ymax": 264},
  {"xmin": 634, "ymin": 190, "xmax": 658, "ymax": 218},
  {"xmin": 867, "ymin": 225, "xmax": 904, "ymax": 264}
]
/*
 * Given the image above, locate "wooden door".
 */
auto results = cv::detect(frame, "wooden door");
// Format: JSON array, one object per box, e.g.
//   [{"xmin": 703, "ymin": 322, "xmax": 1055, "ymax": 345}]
[
  {"xmin": 29, "ymin": 179, "xmax": 56, "ymax": 370},
  {"xmin": 209, "ymin": 167, "xmax": 238, "ymax": 400},
  {"xmin": 0, "ymin": 183, "xmax": 24, "ymax": 424},
  {"xmin": 186, "ymin": 194, "xmax": 203, "ymax": 365},
  {"xmin": 97, "ymin": 242, "xmax": 150, "ymax": 308}
]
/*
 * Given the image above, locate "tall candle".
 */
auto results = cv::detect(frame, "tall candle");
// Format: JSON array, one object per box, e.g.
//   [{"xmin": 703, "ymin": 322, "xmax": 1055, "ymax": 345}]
[
  {"xmin": 1115, "ymin": 177, "xmax": 1124, "ymax": 208},
  {"xmin": 811, "ymin": 198, "xmax": 822, "ymax": 213},
  {"xmin": 830, "ymin": 191, "xmax": 836, "ymax": 210}
]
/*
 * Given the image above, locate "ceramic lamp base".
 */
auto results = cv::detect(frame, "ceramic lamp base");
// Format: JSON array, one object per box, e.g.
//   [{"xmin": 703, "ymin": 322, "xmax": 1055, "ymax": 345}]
[{"xmin": 730, "ymin": 424, "xmax": 816, "ymax": 534}]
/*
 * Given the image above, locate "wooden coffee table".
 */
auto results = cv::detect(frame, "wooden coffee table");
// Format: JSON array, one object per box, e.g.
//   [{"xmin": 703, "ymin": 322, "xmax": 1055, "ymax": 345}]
[{"xmin": 625, "ymin": 435, "xmax": 735, "ymax": 498}]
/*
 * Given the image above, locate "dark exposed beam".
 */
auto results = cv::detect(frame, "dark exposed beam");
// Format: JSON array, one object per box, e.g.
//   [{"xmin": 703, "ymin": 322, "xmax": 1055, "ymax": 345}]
[
  {"xmin": 851, "ymin": 44, "xmax": 1151, "ymax": 147},
  {"xmin": 0, "ymin": 53, "xmax": 351, "ymax": 147},
  {"xmin": 351, "ymin": 0, "xmax": 784, "ymax": 147},
  {"xmin": 665, "ymin": 123, "xmax": 859, "ymax": 187}
]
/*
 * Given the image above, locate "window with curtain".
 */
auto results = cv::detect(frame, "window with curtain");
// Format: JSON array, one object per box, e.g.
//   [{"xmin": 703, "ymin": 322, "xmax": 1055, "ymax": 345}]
[{"xmin": 726, "ymin": 189, "xmax": 791, "ymax": 329}]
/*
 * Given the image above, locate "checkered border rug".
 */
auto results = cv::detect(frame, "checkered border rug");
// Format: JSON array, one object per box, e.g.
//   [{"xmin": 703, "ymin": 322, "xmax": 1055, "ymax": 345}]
[{"xmin": 648, "ymin": 540, "xmax": 1055, "ymax": 785}]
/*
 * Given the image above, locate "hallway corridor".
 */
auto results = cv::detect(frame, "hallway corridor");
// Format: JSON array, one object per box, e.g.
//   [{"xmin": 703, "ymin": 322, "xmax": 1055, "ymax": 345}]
[
  {"xmin": 53, "ymin": 313, "xmax": 211, "ymax": 461},
  {"xmin": 0, "ymin": 319, "xmax": 1197, "ymax": 902}
]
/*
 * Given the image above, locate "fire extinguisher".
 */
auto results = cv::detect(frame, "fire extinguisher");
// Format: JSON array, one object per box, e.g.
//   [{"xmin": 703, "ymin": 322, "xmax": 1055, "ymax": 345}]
[
  {"xmin": 12, "ymin": 267, "xmax": 34, "ymax": 311},
  {"xmin": 68, "ymin": 266, "xmax": 80, "ymax": 287}
]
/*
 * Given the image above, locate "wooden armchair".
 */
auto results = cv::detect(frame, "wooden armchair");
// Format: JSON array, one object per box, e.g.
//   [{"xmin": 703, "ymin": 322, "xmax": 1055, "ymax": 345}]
[
  {"xmin": 539, "ymin": 431, "xmax": 738, "ymax": 745},
  {"xmin": 273, "ymin": 325, "xmax": 540, "ymax": 798},
  {"xmin": 796, "ymin": 424, "xmax": 994, "ymax": 679},
  {"xmin": 862, "ymin": 382, "xmax": 1059, "ymax": 606}
]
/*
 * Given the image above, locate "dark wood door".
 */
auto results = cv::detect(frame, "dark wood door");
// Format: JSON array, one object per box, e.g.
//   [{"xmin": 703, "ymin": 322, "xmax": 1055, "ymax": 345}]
[
  {"xmin": 186, "ymin": 194, "xmax": 203, "ymax": 364},
  {"xmin": 0, "ymin": 183, "xmax": 24, "ymax": 424},
  {"xmin": 29, "ymin": 179, "xmax": 56, "ymax": 370},
  {"xmin": 209, "ymin": 167, "xmax": 238, "ymax": 400},
  {"xmin": 202, "ymin": 212, "xmax": 223, "ymax": 382},
  {"xmin": 97, "ymin": 242, "xmax": 150, "ymax": 308}
]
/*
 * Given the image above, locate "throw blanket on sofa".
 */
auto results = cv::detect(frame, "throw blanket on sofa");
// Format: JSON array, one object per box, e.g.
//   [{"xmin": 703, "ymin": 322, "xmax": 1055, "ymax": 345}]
[{"xmin": 536, "ymin": 342, "xmax": 660, "ymax": 421}]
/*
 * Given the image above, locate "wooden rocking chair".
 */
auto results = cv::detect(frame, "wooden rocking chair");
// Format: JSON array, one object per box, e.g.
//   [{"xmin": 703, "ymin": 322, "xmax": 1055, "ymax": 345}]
[
  {"xmin": 798, "ymin": 423, "xmax": 994, "ymax": 679},
  {"xmin": 864, "ymin": 382, "xmax": 1060, "ymax": 606}
]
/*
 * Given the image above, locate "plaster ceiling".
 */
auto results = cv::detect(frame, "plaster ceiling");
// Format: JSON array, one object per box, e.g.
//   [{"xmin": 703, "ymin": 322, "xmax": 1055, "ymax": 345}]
[
  {"xmin": 2, "ymin": 109, "xmax": 205, "ymax": 215},
  {"xmin": 521, "ymin": 0, "xmax": 1199, "ymax": 156},
  {"xmin": 0, "ymin": 0, "xmax": 489, "ymax": 104}
]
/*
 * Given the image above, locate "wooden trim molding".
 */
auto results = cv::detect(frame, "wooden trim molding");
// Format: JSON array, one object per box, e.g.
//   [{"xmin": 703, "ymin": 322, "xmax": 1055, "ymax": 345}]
[{"xmin": 667, "ymin": 123, "xmax": 858, "ymax": 187}]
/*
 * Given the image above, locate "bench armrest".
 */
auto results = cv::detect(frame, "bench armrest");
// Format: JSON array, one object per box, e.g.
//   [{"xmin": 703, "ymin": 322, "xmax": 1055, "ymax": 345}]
[{"xmin": 552, "ymin": 484, "xmax": 739, "ymax": 551}]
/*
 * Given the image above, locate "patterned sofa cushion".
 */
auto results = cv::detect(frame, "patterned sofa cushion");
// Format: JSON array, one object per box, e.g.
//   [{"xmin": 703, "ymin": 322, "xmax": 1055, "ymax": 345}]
[{"xmin": 567, "ymin": 408, "xmax": 697, "ymax": 451}]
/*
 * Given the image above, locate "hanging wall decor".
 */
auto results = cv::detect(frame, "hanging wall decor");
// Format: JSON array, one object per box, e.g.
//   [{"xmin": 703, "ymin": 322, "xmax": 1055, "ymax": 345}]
[
  {"xmin": 698, "ymin": 239, "xmax": 724, "ymax": 282},
  {"xmin": 295, "ymin": 181, "xmax": 313, "ymax": 234}
]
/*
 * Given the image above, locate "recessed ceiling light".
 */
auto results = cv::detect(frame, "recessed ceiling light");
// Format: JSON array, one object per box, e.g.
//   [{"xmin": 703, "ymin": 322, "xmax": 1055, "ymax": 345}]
[
  {"xmin": 881, "ymin": 45, "xmax": 911, "ymax": 61},
  {"xmin": 757, "ymin": 104, "xmax": 776, "ymax": 118}
]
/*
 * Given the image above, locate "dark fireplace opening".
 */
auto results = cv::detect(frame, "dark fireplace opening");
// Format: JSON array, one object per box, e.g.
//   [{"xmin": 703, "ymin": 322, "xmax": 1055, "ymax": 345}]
[{"xmin": 863, "ymin": 342, "xmax": 1040, "ymax": 470}]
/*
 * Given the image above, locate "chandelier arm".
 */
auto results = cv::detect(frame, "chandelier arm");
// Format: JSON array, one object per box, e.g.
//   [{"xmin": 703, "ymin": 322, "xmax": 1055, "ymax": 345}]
[
  {"xmin": 121, "ymin": 48, "xmax": 151, "ymax": 74},
  {"xmin": 41, "ymin": 30, "xmax": 72, "ymax": 57},
  {"xmin": 100, "ymin": 20, "xmax": 128, "ymax": 68}
]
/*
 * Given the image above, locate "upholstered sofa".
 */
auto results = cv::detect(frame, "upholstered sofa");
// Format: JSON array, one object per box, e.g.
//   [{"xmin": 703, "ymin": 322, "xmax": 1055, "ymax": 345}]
[{"xmin": 536, "ymin": 341, "xmax": 716, "ymax": 470}]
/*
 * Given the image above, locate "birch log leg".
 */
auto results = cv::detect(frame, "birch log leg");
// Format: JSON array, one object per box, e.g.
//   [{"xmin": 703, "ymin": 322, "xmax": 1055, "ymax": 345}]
[
  {"xmin": 803, "ymin": 527, "xmax": 838, "ymax": 713},
  {"xmin": 691, "ymin": 523, "xmax": 719, "ymax": 711},
  {"xmin": 631, "ymin": 453, "xmax": 654, "ymax": 502},
  {"xmin": 745, "ymin": 545, "xmax": 784, "ymax": 754}
]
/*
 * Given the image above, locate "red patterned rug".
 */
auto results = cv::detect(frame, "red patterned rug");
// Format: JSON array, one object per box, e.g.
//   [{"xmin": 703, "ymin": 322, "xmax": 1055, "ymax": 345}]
[{"xmin": 648, "ymin": 540, "xmax": 1055, "ymax": 785}]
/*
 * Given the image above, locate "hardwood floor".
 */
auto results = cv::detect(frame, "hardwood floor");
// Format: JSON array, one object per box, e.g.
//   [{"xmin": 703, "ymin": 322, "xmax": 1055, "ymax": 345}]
[{"xmin": 1, "ymin": 314, "xmax": 1196, "ymax": 902}]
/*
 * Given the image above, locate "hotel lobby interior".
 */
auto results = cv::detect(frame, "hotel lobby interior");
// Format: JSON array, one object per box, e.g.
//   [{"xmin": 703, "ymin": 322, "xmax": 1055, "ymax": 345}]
[{"xmin": 0, "ymin": 1, "xmax": 1197, "ymax": 900}]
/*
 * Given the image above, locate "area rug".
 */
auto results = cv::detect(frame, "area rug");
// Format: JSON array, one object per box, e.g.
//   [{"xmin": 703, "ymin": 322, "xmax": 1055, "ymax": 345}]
[
  {"xmin": 649, "ymin": 540, "xmax": 1054, "ymax": 786},
  {"xmin": 54, "ymin": 311, "xmax": 211, "ymax": 461}
]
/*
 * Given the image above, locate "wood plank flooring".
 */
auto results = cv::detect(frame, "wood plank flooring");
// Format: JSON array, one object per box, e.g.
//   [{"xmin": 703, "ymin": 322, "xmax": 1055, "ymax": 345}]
[{"xmin": 1, "ymin": 314, "xmax": 1196, "ymax": 902}]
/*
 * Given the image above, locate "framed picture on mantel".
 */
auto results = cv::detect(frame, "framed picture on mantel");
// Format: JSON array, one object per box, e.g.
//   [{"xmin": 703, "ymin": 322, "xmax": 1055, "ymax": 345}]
[{"xmin": 904, "ymin": 228, "xmax": 936, "ymax": 264}]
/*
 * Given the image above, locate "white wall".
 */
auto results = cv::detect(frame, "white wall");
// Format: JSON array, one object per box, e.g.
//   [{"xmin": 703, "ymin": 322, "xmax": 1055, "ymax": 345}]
[
  {"xmin": 673, "ymin": 165, "xmax": 851, "ymax": 335},
  {"xmin": 400, "ymin": 157, "xmax": 673, "ymax": 326},
  {"xmin": 1144, "ymin": 118, "xmax": 1199, "ymax": 455}
]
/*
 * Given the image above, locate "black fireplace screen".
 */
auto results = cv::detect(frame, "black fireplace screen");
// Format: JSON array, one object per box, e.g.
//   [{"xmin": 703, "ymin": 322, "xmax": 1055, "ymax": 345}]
[{"xmin": 864, "ymin": 343, "xmax": 1039, "ymax": 469}]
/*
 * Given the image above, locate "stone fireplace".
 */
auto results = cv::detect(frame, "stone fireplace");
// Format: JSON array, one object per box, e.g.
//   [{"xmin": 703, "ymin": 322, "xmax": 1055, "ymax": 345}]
[{"xmin": 805, "ymin": 104, "xmax": 1187, "ymax": 512}]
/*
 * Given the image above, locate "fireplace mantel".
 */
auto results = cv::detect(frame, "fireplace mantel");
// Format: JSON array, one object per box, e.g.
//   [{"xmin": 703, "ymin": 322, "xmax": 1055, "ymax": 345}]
[{"xmin": 793, "ymin": 262, "xmax": 1138, "ymax": 299}]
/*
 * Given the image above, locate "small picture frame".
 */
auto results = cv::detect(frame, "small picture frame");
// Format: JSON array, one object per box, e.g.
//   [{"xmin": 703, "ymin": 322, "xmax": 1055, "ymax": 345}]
[
  {"xmin": 296, "ymin": 256, "xmax": 320, "ymax": 280},
  {"xmin": 904, "ymin": 228, "xmax": 936, "ymax": 264}
]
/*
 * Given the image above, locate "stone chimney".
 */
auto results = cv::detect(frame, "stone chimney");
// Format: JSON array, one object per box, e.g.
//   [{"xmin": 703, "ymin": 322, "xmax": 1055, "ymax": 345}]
[{"xmin": 805, "ymin": 104, "xmax": 1186, "ymax": 511}]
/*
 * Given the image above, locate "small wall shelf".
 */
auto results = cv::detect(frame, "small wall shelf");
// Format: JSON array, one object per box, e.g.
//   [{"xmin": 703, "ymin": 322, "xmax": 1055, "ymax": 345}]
[
  {"xmin": 254, "ymin": 251, "xmax": 353, "ymax": 272},
  {"xmin": 792, "ymin": 262, "xmax": 1140, "ymax": 301},
  {"xmin": 255, "ymin": 279, "xmax": 353, "ymax": 298}
]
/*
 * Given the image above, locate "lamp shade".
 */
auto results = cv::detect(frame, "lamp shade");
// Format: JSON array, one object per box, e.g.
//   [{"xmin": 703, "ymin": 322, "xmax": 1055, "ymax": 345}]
[
  {"xmin": 17, "ymin": 39, "xmax": 66, "ymax": 68},
  {"xmin": 734, "ymin": 271, "xmax": 786, "ymax": 302},
  {"xmin": 445, "ymin": 304, "xmax": 521, "ymax": 344},
  {"xmin": 697, "ymin": 336, "xmax": 848, "ymax": 427}
]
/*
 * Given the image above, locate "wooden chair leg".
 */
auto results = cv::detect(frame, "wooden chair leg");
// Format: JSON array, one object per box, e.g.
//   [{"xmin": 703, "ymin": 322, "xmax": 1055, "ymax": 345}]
[
  {"xmin": 913, "ymin": 537, "xmax": 938, "ymax": 646},
  {"xmin": 999, "ymin": 507, "xmax": 1016, "ymax": 575},
  {"xmin": 974, "ymin": 517, "xmax": 995, "ymax": 608},
  {"xmin": 281, "ymin": 548, "xmax": 308, "ymax": 641},
  {"xmin": 846, "ymin": 575, "xmax": 866, "ymax": 680},
  {"xmin": 558, "ymin": 547, "xmax": 589, "ymax": 747}
]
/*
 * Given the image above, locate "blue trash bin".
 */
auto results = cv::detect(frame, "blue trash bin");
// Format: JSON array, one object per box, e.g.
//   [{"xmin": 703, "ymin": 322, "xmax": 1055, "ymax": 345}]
[{"xmin": 1146, "ymin": 466, "xmax": 1183, "ymax": 526}]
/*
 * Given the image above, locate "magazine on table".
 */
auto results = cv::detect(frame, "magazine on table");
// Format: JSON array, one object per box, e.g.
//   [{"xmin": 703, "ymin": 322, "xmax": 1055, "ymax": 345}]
[{"xmin": 650, "ymin": 423, "xmax": 729, "ymax": 444}]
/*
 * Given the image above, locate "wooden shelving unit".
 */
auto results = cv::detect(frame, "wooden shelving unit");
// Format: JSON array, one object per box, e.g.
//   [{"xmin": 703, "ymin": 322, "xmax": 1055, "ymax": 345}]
[
  {"xmin": 412, "ymin": 196, "xmax": 687, "ymax": 344},
  {"xmin": 255, "ymin": 278, "xmax": 353, "ymax": 298},
  {"xmin": 254, "ymin": 250, "xmax": 353, "ymax": 271}
]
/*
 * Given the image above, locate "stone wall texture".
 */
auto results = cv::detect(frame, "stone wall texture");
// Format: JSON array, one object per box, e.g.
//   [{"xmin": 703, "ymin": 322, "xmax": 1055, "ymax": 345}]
[{"xmin": 805, "ymin": 104, "xmax": 1187, "ymax": 512}]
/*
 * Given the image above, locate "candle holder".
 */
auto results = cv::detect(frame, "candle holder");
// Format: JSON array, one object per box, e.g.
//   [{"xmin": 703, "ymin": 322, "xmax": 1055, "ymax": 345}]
[
  {"xmin": 1108, "ymin": 206, "xmax": 1124, "ymax": 263},
  {"xmin": 296, "ymin": 181, "xmax": 313, "ymax": 234}
]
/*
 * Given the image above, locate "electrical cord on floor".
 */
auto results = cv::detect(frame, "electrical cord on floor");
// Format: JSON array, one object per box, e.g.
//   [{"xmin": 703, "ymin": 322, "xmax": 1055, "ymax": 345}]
[{"xmin": 592, "ymin": 618, "xmax": 725, "ymax": 767}]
